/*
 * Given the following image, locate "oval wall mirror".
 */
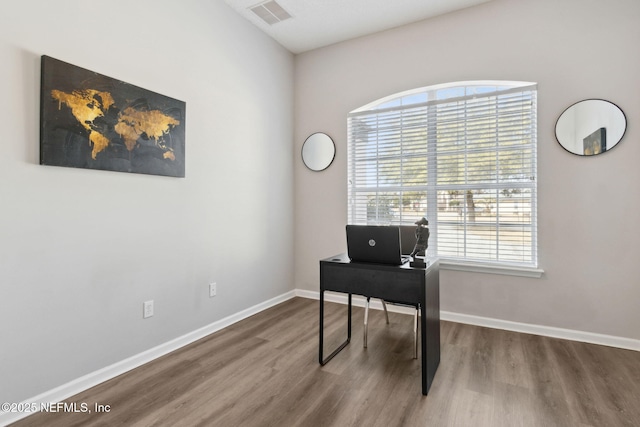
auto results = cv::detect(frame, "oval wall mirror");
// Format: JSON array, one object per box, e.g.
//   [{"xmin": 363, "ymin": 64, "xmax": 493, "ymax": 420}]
[
  {"xmin": 555, "ymin": 99, "xmax": 627, "ymax": 156},
  {"xmin": 302, "ymin": 132, "xmax": 335, "ymax": 171}
]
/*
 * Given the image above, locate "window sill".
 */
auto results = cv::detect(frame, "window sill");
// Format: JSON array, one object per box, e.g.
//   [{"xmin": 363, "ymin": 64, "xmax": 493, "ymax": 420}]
[{"xmin": 440, "ymin": 259, "xmax": 544, "ymax": 278}]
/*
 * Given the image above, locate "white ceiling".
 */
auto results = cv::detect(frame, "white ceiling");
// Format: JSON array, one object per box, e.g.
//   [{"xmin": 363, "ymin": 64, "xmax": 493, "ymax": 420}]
[{"xmin": 223, "ymin": 0, "xmax": 493, "ymax": 54}]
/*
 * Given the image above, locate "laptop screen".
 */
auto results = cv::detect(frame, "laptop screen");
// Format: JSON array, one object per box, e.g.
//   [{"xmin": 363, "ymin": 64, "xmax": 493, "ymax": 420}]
[
  {"xmin": 346, "ymin": 225, "xmax": 409, "ymax": 265},
  {"xmin": 399, "ymin": 225, "xmax": 417, "ymax": 255}
]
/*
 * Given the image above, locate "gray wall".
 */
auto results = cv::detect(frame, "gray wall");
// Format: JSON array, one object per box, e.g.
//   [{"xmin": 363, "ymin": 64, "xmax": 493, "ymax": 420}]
[
  {"xmin": 294, "ymin": 0, "xmax": 640, "ymax": 340},
  {"xmin": 0, "ymin": 0, "xmax": 294, "ymax": 403}
]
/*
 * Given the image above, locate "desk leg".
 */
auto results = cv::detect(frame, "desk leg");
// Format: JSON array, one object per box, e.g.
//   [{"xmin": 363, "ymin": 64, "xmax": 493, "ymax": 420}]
[
  {"xmin": 319, "ymin": 291, "xmax": 352, "ymax": 366},
  {"xmin": 421, "ymin": 303, "xmax": 428, "ymax": 395}
]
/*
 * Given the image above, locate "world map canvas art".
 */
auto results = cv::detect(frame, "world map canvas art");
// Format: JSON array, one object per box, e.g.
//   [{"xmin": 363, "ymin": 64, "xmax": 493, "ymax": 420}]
[{"xmin": 40, "ymin": 56, "xmax": 186, "ymax": 177}]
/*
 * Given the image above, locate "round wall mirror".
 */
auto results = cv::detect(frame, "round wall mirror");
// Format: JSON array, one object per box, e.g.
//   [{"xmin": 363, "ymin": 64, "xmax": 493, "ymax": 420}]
[
  {"xmin": 555, "ymin": 99, "xmax": 627, "ymax": 156},
  {"xmin": 302, "ymin": 132, "xmax": 335, "ymax": 171}
]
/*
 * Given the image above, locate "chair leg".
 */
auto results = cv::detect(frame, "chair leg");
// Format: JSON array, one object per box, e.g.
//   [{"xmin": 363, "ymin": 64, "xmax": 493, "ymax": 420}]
[
  {"xmin": 413, "ymin": 307, "xmax": 419, "ymax": 359},
  {"xmin": 381, "ymin": 300, "xmax": 390, "ymax": 324},
  {"xmin": 364, "ymin": 297, "xmax": 370, "ymax": 348}
]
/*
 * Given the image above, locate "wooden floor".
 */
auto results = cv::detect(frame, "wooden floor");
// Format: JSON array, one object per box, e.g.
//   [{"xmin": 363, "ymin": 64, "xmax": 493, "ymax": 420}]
[{"xmin": 13, "ymin": 297, "xmax": 640, "ymax": 427}]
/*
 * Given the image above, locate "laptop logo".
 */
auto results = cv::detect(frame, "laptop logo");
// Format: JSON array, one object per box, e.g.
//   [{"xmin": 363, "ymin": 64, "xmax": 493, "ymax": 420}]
[{"xmin": 368, "ymin": 239, "xmax": 376, "ymax": 247}]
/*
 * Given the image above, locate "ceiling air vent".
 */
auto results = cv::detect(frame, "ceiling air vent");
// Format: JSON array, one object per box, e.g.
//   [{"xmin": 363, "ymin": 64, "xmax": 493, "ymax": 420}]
[{"xmin": 250, "ymin": 0, "xmax": 292, "ymax": 25}]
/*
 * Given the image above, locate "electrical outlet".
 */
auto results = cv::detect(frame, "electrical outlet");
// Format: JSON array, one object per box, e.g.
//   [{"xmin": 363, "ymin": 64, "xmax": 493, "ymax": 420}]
[
  {"xmin": 143, "ymin": 300, "xmax": 154, "ymax": 318},
  {"xmin": 209, "ymin": 282, "xmax": 217, "ymax": 298}
]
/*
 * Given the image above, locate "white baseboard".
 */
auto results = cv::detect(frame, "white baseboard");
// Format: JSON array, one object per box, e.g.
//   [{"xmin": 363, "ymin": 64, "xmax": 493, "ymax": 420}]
[
  {"xmin": 0, "ymin": 291, "xmax": 296, "ymax": 427},
  {"xmin": 441, "ymin": 311, "xmax": 640, "ymax": 352},
  {"xmin": 296, "ymin": 289, "xmax": 640, "ymax": 352}
]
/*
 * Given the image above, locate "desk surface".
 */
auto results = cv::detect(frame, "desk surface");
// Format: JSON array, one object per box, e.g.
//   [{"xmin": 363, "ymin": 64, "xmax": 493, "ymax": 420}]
[
  {"xmin": 319, "ymin": 253, "xmax": 440, "ymax": 395},
  {"xmin": 321, "ymin": 252, "xmax": 436, "ymax": 270}
]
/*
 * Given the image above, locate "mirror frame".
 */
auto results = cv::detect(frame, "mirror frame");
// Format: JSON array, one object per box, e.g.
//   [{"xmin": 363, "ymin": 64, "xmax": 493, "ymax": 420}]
[
  {"xmin": 555, "ymin": 99, "xmax": 627, "ymax": 156},
  {"xmin": 302, "ymin": 132, "xmax": 336, "ymax": 171}
]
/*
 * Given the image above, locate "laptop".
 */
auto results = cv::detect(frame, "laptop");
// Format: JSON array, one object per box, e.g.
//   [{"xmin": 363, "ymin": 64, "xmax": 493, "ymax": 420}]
[{"xmin": 346, "ymin": 225, "xmax": 410, "ymax": 265}]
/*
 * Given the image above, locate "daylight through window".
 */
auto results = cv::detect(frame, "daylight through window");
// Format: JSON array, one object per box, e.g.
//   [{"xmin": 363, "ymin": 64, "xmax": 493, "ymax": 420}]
[{"xmin": 347, "ymin": 81, "xmax": 537, "ymax": 267}]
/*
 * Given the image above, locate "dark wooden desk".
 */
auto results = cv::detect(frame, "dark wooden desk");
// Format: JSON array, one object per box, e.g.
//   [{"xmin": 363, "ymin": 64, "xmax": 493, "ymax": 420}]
[{"xmin": 319, "ymin": 253, "xmax": 440, "ymax": 395}]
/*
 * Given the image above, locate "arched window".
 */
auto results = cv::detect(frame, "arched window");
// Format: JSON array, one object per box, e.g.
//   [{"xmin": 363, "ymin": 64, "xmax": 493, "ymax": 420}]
[{"xmin": 347, "ymin": 81, "xmax": 537, "ymax": 269}]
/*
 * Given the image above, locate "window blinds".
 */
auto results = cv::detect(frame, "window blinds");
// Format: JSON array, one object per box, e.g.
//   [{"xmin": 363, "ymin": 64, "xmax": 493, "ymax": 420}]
[{"xmin": 347, "ymin": 83, "xmax": 537, "ymax": 267}]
